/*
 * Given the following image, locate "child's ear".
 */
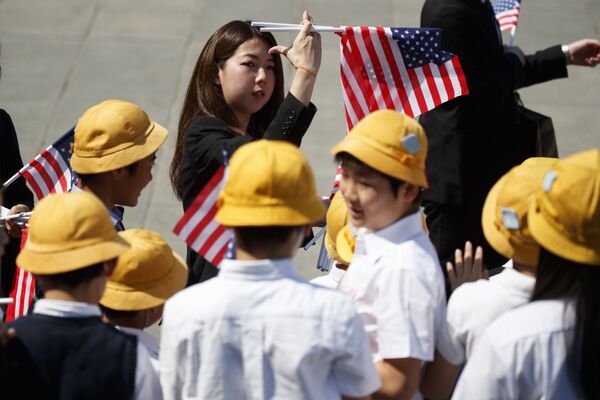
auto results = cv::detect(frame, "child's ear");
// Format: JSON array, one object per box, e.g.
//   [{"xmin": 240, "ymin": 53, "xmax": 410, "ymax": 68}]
[{"xmin": 402, "ymin": 183, "xmax": 420, "ymax": 203}]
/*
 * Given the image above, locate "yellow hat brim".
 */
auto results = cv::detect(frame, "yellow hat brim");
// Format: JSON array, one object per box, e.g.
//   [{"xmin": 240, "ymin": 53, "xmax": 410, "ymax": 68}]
[
  {"xmin": 482, "ymin": 175, "xmax": 514, "ymax": 260},
  {"xmin": 335, "ymin": 225, "xmax": 354, "ymax": 265},
  {"xmin": 528, "ymin": 200, "xmax": 600, "ymax": 266},
  {"xmin": 331, "ymin": 135, "xmax": 429, "ymax": 188},
  {"xmin": 71, "ymin": 121, "xmax": 167, "ymax": 174},
  {"xmin": 17, "ymin": 234, "xmax": 131, "ymax": 274},
  {"xmin": 216, "ymin": 198, "xmax": 325, "ymax": 227},
  {"xmin": 100, "ymin": 251, "xmax": 188, "ymax": 311}
]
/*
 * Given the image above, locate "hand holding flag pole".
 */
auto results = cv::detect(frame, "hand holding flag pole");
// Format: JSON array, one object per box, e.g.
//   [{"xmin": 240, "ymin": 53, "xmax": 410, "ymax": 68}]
[{"xmin": 251, "ymin": 22, "xmax": 344, "ymax": 33}]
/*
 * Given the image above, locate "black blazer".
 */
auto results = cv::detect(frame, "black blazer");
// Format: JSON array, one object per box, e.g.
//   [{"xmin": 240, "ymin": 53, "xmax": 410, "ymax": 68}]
[
  {"xmin": 179, "ymin": 93, "xmax": 317, "ymax": 284},
  {"xmin": 419, "ymin": 0, "xmax": 568, "ymax": 206},
  {"xmin": 0, "ymin": 110, "xmax": 34, "ymax": 297}
]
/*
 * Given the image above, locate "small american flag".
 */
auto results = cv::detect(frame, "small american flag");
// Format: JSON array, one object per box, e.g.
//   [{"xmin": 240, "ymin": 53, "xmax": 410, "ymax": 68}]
[
  {"xmin": 20, "ymin": 128, "xmax": 77, "ymax": 200},
  {"xmin": 4, "ymin": 229, "xmax": 34, "ymax": 321},
  {"xmin": 493, "ymin": 0, "xmax": 522, "ymax": 31},
  {"xmin": 173, "ymin": 165, "xmax": 233, "ymax": 267},
  {"xmin": 337, "ymin": 26, "xmax": 468, "ymax": 130}
]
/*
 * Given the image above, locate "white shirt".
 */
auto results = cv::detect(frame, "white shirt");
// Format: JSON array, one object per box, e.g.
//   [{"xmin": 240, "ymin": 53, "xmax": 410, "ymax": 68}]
[
  {"xmin": 338, "ymin": 212, "xmax": 461, "ymax": 366},
  {"xmin": 118, "ymin": 326, "xmax": 161, "ymax": 375},
  {"xmin": 453, "ymin": 300, "xmax": 579, "ymax": 399},
  {"xmin": 160, "ymin": 258, "xmax": 380, "ymax": 400},
  {"xmin": 310, "ymin": 264, "xmax": 346, "ymax": 289},
  {"xmin": 34, "ymin": 299, "xmax": 162, "ymax": 400},
  {"xmin": 446, "ymin": 263, "xmax": 535, "ymax": 363}
]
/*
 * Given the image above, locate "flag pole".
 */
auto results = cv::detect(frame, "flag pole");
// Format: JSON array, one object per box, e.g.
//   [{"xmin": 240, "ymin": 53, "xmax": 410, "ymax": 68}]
[
  {"xmin": 2, "ymin": 164, "xmax": 29, "ymax": 190},
  {"xmin": 509, "ymin": 25, "xmax": 517, "ymax": 47}
]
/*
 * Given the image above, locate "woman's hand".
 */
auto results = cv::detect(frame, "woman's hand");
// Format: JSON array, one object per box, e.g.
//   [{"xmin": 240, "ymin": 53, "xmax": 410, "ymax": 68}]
[
  {"xmin": 269, "ymin": 11, "xmax": 322, "ymax": 78},
  {"xmin": 6, "ymin": 204, "xmax": 29, "ymax": 238},
  {"xmin": 566, "ymin": 39, "xmax": 600, "ymax": 66}
]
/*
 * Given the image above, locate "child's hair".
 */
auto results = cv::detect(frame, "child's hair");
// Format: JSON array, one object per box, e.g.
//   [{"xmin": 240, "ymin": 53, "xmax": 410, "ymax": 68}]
[
  {"xmin": 171, "ymin": 20, "xmax": 285, "ymax": 198},
  {"xmin": 234, "ymin": 226, "xmax": 299, "ymax": 253},
  {"xmin": 531, "ymin": 248, "xmax": 600, "ymax": 399},
  {"xmin": 336, "ymin": 152, "xmax": 422, "ymax": 206},
  {"xmin": 77, "ymin": 161, "xmax": 139, "ymax": 185},
  {"xmin": 36, "ymin": 262, "xmax": 106, "ymax": 290}
]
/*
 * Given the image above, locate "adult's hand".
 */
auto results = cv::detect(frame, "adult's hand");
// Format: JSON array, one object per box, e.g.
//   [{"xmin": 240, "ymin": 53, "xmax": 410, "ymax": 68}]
[
  {"xmin": 446, "ymin": 241, "xmax": 488, "ymax": 291},
  {"xmin": 6, "ymin": 204, "xmax": 29, "ymax": 238},
  {"xmin": 566, "ymin": 39, "xmax": 600, "ymax": 66},
  {"xmin": 269, "ymin": 11, "xmax": 322, "ymax": 78}
]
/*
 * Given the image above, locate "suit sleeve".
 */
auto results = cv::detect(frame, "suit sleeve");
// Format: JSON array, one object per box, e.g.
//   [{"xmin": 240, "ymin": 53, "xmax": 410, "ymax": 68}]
[{"xmin": 264, "ymin": 93, "xmax": 317, "ymax": 146}]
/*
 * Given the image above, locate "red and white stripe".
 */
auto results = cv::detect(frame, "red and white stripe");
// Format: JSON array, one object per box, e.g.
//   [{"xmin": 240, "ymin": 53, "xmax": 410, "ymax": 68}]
[
  {"xmin": 496, "ymin": 5, "xmax": 520, "ymax": 31},
  {"xmin": 5, "ymin": 229, "xmax": 35, "ymax": 321},
  {"xmin": 338, "ymin": 26, "xmax": 468, "ymax": 130},
  {"xmin": 20, "ymin": 145, "xmax": 73, "ymax": 200},
  {"xmin": 173, "ymin": 166, "xmax": 233, "ymax": 267}
]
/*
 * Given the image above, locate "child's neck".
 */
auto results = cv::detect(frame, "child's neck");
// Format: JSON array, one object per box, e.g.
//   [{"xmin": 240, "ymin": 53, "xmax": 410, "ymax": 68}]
[
  {"xmin": 235, "ymin": 247, "xmax": 293, "ymax": 261},
  {"xmin": 79, "ymin": 180, "xmax": 115, "ymax": 209},
  {"xmin": 43, "ymin": 288, "xmax": 102, "ymax": 305},
  {"xmin": 102, "ymin": 313, "xmax": 146, "ymax": 330},
  {"xmin": 512, "ymin": 262, "xmax": 537, "ymax": 277}
]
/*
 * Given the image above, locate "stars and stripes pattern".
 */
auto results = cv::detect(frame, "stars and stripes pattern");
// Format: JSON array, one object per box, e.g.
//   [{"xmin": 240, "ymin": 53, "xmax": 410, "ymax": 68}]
[
  {"xmin": 19, "ymin": 128, "xmax": 77, "ymax": 201},
  {"xmin": 492, "ymin": 0, "xmax": 522, "ymax": 31},
  {"xmin": 337, "ymin": 26, "xmax": 469, "ymax": 130},
  {"xmin": 173, "ymin": 165, "xmax": 233, "ymax": 267}
]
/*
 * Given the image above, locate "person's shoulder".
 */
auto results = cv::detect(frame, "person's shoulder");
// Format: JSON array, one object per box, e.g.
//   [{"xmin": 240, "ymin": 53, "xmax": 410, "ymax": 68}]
[
  {"xmin": 381, "ymin": 233, "xmax": 440, "ymax": 273},
  {"xmin": 185, "ymin": 115, "xmax": 232, "ymax": 139}
]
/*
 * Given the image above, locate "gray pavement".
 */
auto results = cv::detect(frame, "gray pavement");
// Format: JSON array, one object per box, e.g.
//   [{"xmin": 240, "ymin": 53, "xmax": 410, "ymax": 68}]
[{"xmin": 1, "ymin": 0, "xmax": 599, "ymax": 282}]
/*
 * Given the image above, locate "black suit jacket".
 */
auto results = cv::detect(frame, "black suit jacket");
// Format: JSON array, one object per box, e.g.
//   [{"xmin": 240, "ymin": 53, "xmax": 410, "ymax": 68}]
[
  {"xmin": 1, "ymin": 110, "xmax": 34, "ymax": 297},
  {"xmin": 179, "ymin": 93, "xmax": 317, "ymax": 284},
  {"xmin": 419, "ymin": 0, "xmax": 568, "ymax": 206}
]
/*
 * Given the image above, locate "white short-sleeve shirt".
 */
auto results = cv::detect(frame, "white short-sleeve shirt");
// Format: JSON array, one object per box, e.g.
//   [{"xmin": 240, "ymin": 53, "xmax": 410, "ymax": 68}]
[
  {"xmin": 160, "ymin": 258, "xmax": 380, "ymax": 400},
  {"xmin": 446, "ymin": 263, "xmax": 536, "ymax": 363},
  {"xmin": 453, "ymin": 300, "xmax": 579, "ymax": 399},
  {"xmin": 338, "ymin": 212, "xmax": 461, "ymax": 366}
]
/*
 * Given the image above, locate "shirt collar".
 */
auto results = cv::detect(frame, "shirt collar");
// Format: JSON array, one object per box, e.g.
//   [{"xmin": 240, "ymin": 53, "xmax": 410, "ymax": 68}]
[
  {"xmin": 328, "ymin": 264, "xmax": 346, "ymax": 283},
  {"xmin": 117, "ymin": 326, "xmax": 160, "ymax": 359},
  {"xmin": 33, "ymin": 299, "xmax": 102, "ymax": 318},
  {"xmin": 219, "ymin": 258, "xmax": 299, "ymax": 281},
  {"xmin": 355, "ymin": 211, "xmax": 424, "ymax": 259}
]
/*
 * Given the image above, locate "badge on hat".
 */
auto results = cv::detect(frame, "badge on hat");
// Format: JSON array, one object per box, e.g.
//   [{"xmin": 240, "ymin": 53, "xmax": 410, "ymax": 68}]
[
  {"xmin": 543, "ymin": 170, "xmax": 558, "ymax": 193},
  {"xmin": 402, "ymin": 134, "xmax": 422, "ymax": 154},
  {"xmin": 501, "ymin": 208, "xmax": 520, "ymax": 230}
]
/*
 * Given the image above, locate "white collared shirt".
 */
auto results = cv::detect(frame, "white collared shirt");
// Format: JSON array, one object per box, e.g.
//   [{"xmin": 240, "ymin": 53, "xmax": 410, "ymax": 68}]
[
  {"xmin": 117, "ymin": 326, "xmax": 161, "ymax": 375},
  {"xmin": 160, "ymin": 258, "xmax": 380, "ymax": 400},
  {"xmin": 34, "ymin": 299, "xmax": 162, "ymax": 400},
  {"xmin": 338, "ymin": 212, "xmax": 462, "ymax": 368},
  {"xmin": 310, "ymin": 263, "xmax": 346, "ymax": 289},
  {"xmin": 453, "ymin": 300, "xmax": 578, "ymax": 399},
  {"xmin": 446, "ymin": 261, "xmax": 535, "ymax": 363}
]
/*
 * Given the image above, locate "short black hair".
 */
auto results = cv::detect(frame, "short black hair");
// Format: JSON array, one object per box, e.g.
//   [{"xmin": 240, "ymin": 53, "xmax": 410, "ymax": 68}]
[
  {"xmin": 235, "ymin": 226, "xmax": 299, "ymax": 252},
  {"xmin": 335, "ymin": 152, "xmax": 405, "ymax": 196},
  {"xmin": 36, "ymin": 262, "xmax": 105, "ymax": 290},
  {"xmin": 77, "ymin": 161, "xmax": 139, "ymax": 185}
]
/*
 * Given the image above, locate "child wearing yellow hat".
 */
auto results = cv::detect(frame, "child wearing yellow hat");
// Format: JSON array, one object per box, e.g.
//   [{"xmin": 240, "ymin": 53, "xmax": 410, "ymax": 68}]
[
  {"xmin": 310, "ymin": 191, "xmax": 350, "ymax": 288},
  {"xmin": 331, "ymin": 110, "xmax": 461, "ymax": 399},
  {"xmin": 454, "ymin": 149, "xmax": 600, "ymax": 399},
  {"xmin": 160, "ymin": 140, "xmax": 380, "ymax": 399},
  {"xmin": 100, "ymin": 229, "xmax": 187, "ymax": 374},
  {"xmin": 70, "ymin": 99, "xmax": 167, "ymax": 231},
  {"xmin": 5, "ymin": 192, "xmax": 161, "ymax": 399}
]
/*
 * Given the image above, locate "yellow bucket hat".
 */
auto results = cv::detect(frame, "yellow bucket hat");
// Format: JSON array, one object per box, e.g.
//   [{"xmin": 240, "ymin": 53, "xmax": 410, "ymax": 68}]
[
  {"xmin": 100, "ymin": 229, "xmax": 188, "ymax": 311},
  {"xmin": 325, "ymin": 192, "xmax": 350, "ymax": 264},
  {"xmin": 528, "ymin": 149, "xmax": 600, "ymax": 266},
  {"xmin": 482, "ymin": 157, "xmax": 558, "ymax": 267},
  {"xmin": 216, "ymin": 140, "xmax": 325, "ymax": 226},
  {"xmin": 17, "ymin": 192, "xmax": 130, "ymax": 274},
  {"xmin": 70, "ymin": 99, "xmax": 167, "ymax": 174},
  {"xmin": 331, "ymin": 110, "xmax": 429, "ymax": 187}
]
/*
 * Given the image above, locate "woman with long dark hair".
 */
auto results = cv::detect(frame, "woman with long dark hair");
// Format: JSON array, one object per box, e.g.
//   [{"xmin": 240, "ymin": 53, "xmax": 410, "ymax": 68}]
[
  {"xmin": 170, "ymin": 12, "xmax": 321, "ymax": 284},
  {"xmin": 452, "ymin": 149, "xmax": 600, "ymax": 399}
]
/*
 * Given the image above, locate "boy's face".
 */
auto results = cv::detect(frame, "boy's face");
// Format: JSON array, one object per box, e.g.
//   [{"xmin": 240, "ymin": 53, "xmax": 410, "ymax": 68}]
[
  {"xmin": 340, "ymin": 164, "xmax": 417, "ymax": 231},
  {"xmin": 113, "ymin": 153, "xmax": 156, "ymax": 207}
]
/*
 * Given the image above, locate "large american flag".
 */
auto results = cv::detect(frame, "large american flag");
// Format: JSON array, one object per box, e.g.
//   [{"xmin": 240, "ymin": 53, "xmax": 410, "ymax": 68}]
[
  {"xmin": 19, "ymin": 128, "xmax": 77, "ymax": 200},
  {"xmin": 173, "ymin": 165, "xmax": 233, "ymax": 267},
  {"xmin": 493, "ymin": 0, "xmax": 521, "ymax": 31},
  {"xmin": 337, "ymin": 26, "xmax": 468, "ymax": 130}
]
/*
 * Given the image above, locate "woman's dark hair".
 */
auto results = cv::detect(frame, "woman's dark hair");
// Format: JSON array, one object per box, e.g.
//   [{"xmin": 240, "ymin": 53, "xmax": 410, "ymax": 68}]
[
  {"xmin": 170, "ymin": 20, "xmax": 285, "ymax": 199},
  {"xmin": 531, "ymin": 248, "xmax": 600, "ymax": 399}
]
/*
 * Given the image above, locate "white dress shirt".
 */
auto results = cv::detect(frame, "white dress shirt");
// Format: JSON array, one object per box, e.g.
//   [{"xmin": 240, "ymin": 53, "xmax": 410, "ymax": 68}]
[
  {"xmin": 453, "ymin": 300, "xmax": 579, "ymax": 399},
  {"xmin": 34, "ymin": 299, "xmax": 162, "ymax": 400},
  {"xmin": 338, "ymin": 212, "xmax": 461, "ymax": 367},
  {"xmin": 446, "ymin": 262, "xmax": 536, "ymax": 363},
  {"xmin": 118, "ymin": 326, "xmax": 161, "ymax": 375},
  {"xmin": 160, "ymin": 258, "xmax": 380, "ymax": 400},
  {"xmin": 310, "ymin": 264, "xmax": 346, "ymax": 289}
]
